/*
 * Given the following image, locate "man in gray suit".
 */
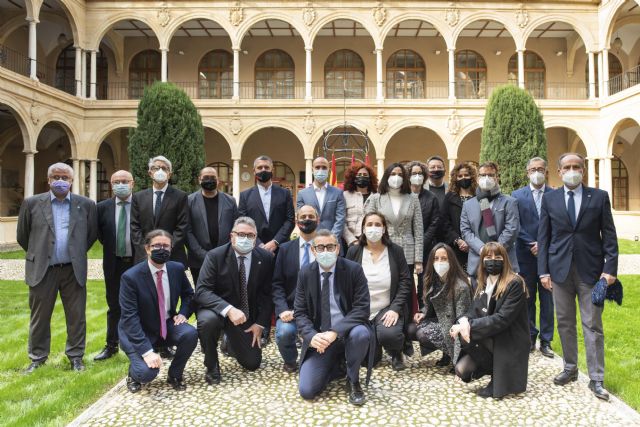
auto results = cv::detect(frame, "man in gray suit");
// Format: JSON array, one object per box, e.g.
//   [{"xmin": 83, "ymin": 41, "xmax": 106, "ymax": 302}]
[
  {"xmin": 296, "ymin": 157, "xmax": 346, "ymax": 242},
  {"xmin": 187, "ymin": 166, "xmax": 239, "ymax": 284},
  {"xmin": 460, "ymin": 162, "xmax": 519, "ymax": 277},
  {"xmin": 17, "ymin": 162, "xmax": 97, "ymax": 373}
]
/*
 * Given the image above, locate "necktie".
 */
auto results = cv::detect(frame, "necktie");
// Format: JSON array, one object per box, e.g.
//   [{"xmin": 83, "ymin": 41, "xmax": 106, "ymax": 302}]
[
  {"xmin": 534, "ymin": 190, "xmax": 542, "ymax": 217},
  {"xmin": 116, "ymin": 201, "xmax": 127, "ymax": 257},
  {"xmin": 301, "ymin": 242, "xmax": 310, "ymax": 267},
  {"xmin": 321, "ymin": 271, "xmax": 332, "ymax": 332},
  {"xmin": 154, "ymin": 191, "xmax": 163, "ymax": 223},
  {"xmin": 567, "ymin": 190, "xmax": 576, "ymax": 227},
  {"xmin": 238, "ymin": 256, "xmax": 250, "ymax": 317},
  {"xmin": 155, "ymin": 270, "xmax": 167, "ymax": 339}
]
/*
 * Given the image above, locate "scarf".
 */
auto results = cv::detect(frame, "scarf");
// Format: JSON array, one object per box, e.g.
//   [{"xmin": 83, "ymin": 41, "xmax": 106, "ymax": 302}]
[{"xmin": 476, "ymin": 186, "xmax": 501, "ymax": 242}]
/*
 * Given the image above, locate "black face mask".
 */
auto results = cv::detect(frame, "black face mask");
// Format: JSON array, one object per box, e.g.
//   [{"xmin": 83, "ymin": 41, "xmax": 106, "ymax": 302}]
[
  {"xmin": 354, "ymin": 176, "xmax": 370, "ymax": 188},
  {"xmin": 255, "ymin": 171, "xmax": 272, "ymax": 183},
  {"xmin": 458, "ymin": 178, "xmax": 473, "ymax": 189},
  {"xmin": 484, "ymin": 259, "xmax": 504, "ymax": 276},
  {"xmin": 150, "ymin": 248, "xmax": 171, "ymax": 264},
  {"xmin": 429, "ymin": 170, "xmax": 445, "ymax": 180},
  {"xmin": 200, "ymin": 179, "xmax": 218, "ymax": 191},
  {"xmin": 298, "ymin": 219, "xmax": 318, "ymax": 234}
]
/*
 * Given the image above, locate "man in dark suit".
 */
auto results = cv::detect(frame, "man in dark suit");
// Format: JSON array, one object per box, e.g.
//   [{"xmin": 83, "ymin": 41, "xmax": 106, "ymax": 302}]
[
  {"xmin": 511, "ymin": 157, "xmax": 554, "ymax": 358},
  {"xmin": 538, "ymin": 152, "xmax": 618, "ymax": 401},
  {"xmin": 294, "ymin": 229, "xmax": 370, "ymax": 406},
  {"xmin": 119, "ymin": 229, "xmax": 197, "ymax": 393},
  {"xmin": 17, "ymin": 162, "xmax": 97, "ymax": 373},
  {"xmin": 95, "ymin": 170, "xmax": 136, "ymax": 361},
  {"xmin": 195, "ymin": 217, "xmax": 275, "ymax": 385},
  {"xmin": 131, "ymin": 156, "xmax": 189, "ymax": 266},
  {"xmin": 187, "ymin": 166, "xmax": 239, "ymax": 284},
  {"xmin": 272, "ymin": 205, "xmax": 320, "ymax": 372}
]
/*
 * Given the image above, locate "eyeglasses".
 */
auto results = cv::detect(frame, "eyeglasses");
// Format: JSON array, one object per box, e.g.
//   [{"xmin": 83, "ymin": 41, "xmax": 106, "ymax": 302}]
[
  {"xmin": 50, "ymin": 175, "xmax": 72, "ymax": 181},
  {"xmin": 150, "ymin": 244, "xmax": 171, "ymax": 250},
  {"xmin": 112, "ymin": 180, "xmax": 131, "ymax": 185},
  {"xmin": 478, "ymin": 173, "xmax": 496, "ymax": 178},
  {"xmin": 314, "ymin": 244, "xmax": 337, "ymax": 252},
  {"xmin": 150, "ymin": 166, "xmax": 170, "ymax": 172},
  {"xmin": 527, "ymin": 168, "xmax": 545, "ymax": 173},
  {"xmin": 232, "ymin": 231, "xmax": 257, "ymax": 239}
]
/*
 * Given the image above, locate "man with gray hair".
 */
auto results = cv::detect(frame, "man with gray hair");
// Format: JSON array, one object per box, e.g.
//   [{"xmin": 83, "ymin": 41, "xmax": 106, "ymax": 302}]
[{"xmin": 17, "ymin": 162, "xmax": 97, "ymax": 373}]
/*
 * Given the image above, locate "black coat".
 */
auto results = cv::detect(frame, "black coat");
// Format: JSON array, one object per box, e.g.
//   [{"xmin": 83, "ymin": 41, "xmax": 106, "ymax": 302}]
[
  {"xmin": 272, "ymin": 237, "xmax": 303, "ymax": 317},
  {"xmin": 417, "ymin": 189, "xmax": 440, "ymax": 261},
  {"xmin": 441, "ymin": 191, "xmax": 468, "ymax": 267},
  {"xmin": 238, "ymin": 184, "xmax": 295, "ymax": 246}
]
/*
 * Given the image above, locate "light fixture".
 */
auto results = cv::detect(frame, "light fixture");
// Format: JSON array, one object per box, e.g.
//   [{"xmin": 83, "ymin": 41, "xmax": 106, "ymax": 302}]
[
  {"xmin": 434, "ymin": 50, "xmax": 441, "ymax": 55},
  {"xmin": 555, "ymin": 50, "xmax": 564, "ymax": 56},
  {"xmin": 57, "ymin": 33, "xmax": 68, "ymax": 45},
  {"xmin": 242, "ymin": 50, "xmax": 249, "ymax": 55},
  {"xmin": 495, "ymin": 50, "xmax": 502, "ymax": 56},
  {"xmin": 178, "ymin": 50, "xmax": 185, "ymax": 56},
  {"xmin": 612, "ymin": 34, "xmax": 623, "ymax": 54},
  {"xmin": 199, "ymin": 71, "xmax": 207, "ymax": 79}
]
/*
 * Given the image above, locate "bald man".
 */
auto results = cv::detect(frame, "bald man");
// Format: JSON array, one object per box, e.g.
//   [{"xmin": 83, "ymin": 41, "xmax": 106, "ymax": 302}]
[{"xmin": 95, "ymin": 170, "xmax": 136, "ymax": 361}]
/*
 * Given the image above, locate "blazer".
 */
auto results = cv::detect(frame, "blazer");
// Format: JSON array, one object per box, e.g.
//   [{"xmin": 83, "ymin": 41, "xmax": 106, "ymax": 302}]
[
  {"xmin": 130, "ymin": 186, "xmax": 189, "ymax": 265},
  {"xmin": 511, "ymin": 185, "xmax": 553, "ymax": 277},
  {"xmin": 294, "ymin": 257, "xmax": 370, "ymax": 364},
  {"xmin": 187, "ymin": 190, "xmax": 238, "ymax": 269},
  {"xmin": 238, "ymin": 184, "xmax": 294, "ymax": 246},
  {"xmin": 296, "ymin": 184, "xmax": 346, "ymax": 240},
  {"xmin": 345, "ymin": 242, "xmax": 412, "ymax": 315},
  {"xmin": 459, "ymin": 193, "xmax": 520, "ymax": 275},
  {"xmin": 194, "ymin": 243, "xmax": 275, "ymax": 328},
  {"xmin": 272, "ymin": 237, "xmax": 305, "ymax": 317},
  {"xmin": 364, "ymin": 192, "xmax": 424, "ymax": 265},
  {"xmin": 118, "ymin": 260, "xmax": 193, "ymax": 357},
  {"xmin": 537, "ymin": 186, "xmax": 618, "ymax": 285},
  {"xmin": 441, "ymin": 191, "xmax": 469, "ymax": 266},
  {"xmin": 17, "ymin": 192, "xmax": 97, "ymax": 287},
  {"xmin": 97, "ymin": 197, "xmax": 135, "ymax": 273},
  {"xmin": 342, "ymin": 190, "xmax": 367, "ymax": 245},
  {"xmin": 417, "ymin": 188, "xmax": 440, "ymax": 261}
]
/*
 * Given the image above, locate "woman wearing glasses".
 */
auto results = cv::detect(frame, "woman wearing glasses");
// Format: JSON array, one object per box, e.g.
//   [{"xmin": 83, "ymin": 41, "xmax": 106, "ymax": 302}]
[{"xmin": 342, "ymin": 162, "xmax": 378, "ymax": 248}]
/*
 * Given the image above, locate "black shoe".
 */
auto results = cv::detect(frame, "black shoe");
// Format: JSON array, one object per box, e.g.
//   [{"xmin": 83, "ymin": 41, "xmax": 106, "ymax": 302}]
[
  {"xmin": 554, "ymin": 369, "xmax": 579, "ymax": 386},
  {"xmin": 70, "ymin": 358, "xmax": 85, "ymax": 372},
  {"xmin": 283, "ymin": 362, "xmax": 297, "ymax": 373},
  {"xmin": 158, "ymin": 347, "xmax": 175, "ymax": 360},
  {"xmin": 205, "ymin": 365, "xmax": 222, "ymax": 385},
  {"xmin": 126, "ymin": 376, "xmax": 142, "ymax": 393},
  {"xmin": 477, "ymin": 380, "xmax": 494, "ymax": 398},
  {"xmin": 94, "ymin": 345, "xmax": 119, "ymax": 361},
  {"xmin": 220, "ymin": 335, "xmax": 230, "ymax": 357},
  {"xmin": 539, "ymin": 342, "xmax": 554, "ymax": 358},
  {"xmin": 436, "ymin": 354, "xmax": 452, "ymax": 367},
  {"xmin": 391, "ymin": 352, "xmax": 406, "ymax": 371},
  {"xmin": 260, "ymin": 337, "xmax": 268, "ymax": 348},
  {"xmin": 24, "ymin": 360, "xmax": 46, "ymax": 374},
  {"xmin": 347, "ymin": 380, "xmax": 366, "ymax": 406},
  {"xmin": 588, "ymin": 380, "xmax": 610, "ymax": 401},
  {"xmin": 530, "ymin": 341, "xmax": 536, "ymax": 353},
  {"xmin": 167, "ymin": 376, "xmax": 187, "ymax": 391},
  {"xmin": 403, "ymin": 340, "xmax": 414, "ymax": 357}
]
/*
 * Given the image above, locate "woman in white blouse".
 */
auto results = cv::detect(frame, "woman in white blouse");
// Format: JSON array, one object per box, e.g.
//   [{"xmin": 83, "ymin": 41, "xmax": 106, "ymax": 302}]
[{"xmin": 346, "ymin": 212, "xmax": 412, "ymax": 371}]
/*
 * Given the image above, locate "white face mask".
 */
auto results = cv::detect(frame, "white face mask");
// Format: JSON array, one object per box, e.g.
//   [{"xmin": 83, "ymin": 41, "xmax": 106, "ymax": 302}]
[
  {"xmin": 153, "ymin": 169, "xmax": 168, "ymax": 184},
  {"xmin": 562, "ymin": 170, "xmax": 583, "ymax": 187},
  {"xmin": 433, "ymin": 261, "xmax": 450, "ymax": 278},
  {"xmin": 478, "ymin": 176, "xmax": 496, "ymax": 191},
  {"xmin": 388, "ymin": 175, "xmax": 403, "ymax": 189},
  {"xmin": 364, "ymin": 226, "xmax": 384, "ymax": 243},
  {"xmin": 529, "ymin": 171, "xmax": 545, "ymax": 186},
  {"xmin": 410, "ymin": 174, "xmax": 424, "ymax": 186}
]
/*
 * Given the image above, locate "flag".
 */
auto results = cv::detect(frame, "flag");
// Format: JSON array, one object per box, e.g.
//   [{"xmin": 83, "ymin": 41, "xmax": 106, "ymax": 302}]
[
  {"xmin": 364, "ymin": 153, "xmax": 370, "ymax": 166},
  {"xmin": 351, "ymin": 150, "xmax": 355, "ymax": 166},
  {"xmin": 330, "ymin": 153, "xmax": 337, "ymax": 186}
]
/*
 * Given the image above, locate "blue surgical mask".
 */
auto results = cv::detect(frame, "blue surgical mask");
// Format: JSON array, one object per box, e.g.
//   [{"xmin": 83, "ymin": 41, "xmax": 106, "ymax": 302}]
[
  {"xmin": 112, "ymin": 183, "xmax": 131, "ymax": 199},
  {"xmin": 50, "ymin": 180, "xmax": 71, "ymax": 196},
  {"xmin": 316, "ymin": 251, "xmax": 338, "ymax": 269},
  {"xmin": 234, "ymin": 236, "xmax": 255, "ymax": 254},
  {"xmin": 314, "ymin": 169, "xmax": 329, "ymax": 183}
]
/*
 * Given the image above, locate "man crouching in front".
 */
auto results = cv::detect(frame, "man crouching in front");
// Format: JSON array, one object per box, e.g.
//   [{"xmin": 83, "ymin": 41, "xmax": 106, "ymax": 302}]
[{"xmin": 119, "ymin": 229, "xmax": 197, "ymax": 393}]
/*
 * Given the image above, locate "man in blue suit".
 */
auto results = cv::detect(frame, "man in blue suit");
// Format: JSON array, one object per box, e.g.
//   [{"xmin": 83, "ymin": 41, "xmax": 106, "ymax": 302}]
[
  {"xmin": 119, "ymin": 229, "xmax": 197, "ymax": 393},
  {"xmin": 296, "ymin": 157, "xmax": 346, "ymax": 243},
  {"xmin": 511, "ymin": 157, "xmax": 554, "ymax": 358},
  {"xmin": 538, "ymin": 153, "xmax": 618, "ymax": 401}
]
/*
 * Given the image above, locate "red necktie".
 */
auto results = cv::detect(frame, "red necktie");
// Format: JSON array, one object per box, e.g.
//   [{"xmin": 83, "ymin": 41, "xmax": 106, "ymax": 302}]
[{"xmin": 156, "ymin": 270, "xmax": 167, "ymax": 339}]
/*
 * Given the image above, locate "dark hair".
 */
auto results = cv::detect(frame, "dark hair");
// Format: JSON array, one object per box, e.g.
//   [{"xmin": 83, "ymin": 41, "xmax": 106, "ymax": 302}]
[
  {"xmin": 378, "ymin": 162, "xmax": 411, "ymax": 194},
  {"xmin": 427, "ymin": 156, "xmax": 445, "ymax": 168},
  {"xmin": 478, "ymin": 161, "xmax": 499, "ymax": 174},
  {"xmin": 405, "ymin": 161, "xmax": 428, "ymax": 180},
  {"xmin": 144, "ymin": 229, "xmax": 173, "ymax": 246},
  {"xmin": 423, "ymin": 243, "xmax": 470, "ymax": 302},
  {"xmin": 357, "ymin": 211, "xmax": 392, "ymax": 246},
  {"xmin": 448, "ymin": 162, "xmax": 478, "ymax": 195},
  {"xmin": 343, "ymin": 162, "xmax": 378, "ymax": 193},
  {"xmin": 557, "ymin": 152, "xmax": 585, "ymax": 169},
  {"xmin": 312, "ymin": 228, "xmax": 338, "ymax": 245}
]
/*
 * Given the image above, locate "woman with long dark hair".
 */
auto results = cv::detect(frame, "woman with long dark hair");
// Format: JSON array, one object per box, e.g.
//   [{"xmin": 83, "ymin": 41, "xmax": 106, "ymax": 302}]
[{"xmin": 342, "ymin": 162, "xmax": 378, "ymax": 247}]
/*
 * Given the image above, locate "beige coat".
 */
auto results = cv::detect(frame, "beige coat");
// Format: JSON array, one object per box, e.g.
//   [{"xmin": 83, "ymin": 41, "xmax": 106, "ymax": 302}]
[{"xmin": 342, "ymin": 190, "xmax": 366, "ymax": 244}]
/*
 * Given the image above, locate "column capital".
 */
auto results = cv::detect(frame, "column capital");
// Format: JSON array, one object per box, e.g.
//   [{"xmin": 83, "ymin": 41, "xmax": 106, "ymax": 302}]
[
  {"xmin": 305, "ymin": 47, "xmax": 313, "ymax": 52},
  {"xmin": 231, "ymin": 157, "xmax": 241, "ymax": 162},
  {"xmin": 232, "ymin": 47, "xmax": 241, "ymax": 53},
  {"xmin": 25, "ymin": 17, "xmax": 39, "ymax": 24},
  {"xmin": 160, "ymin": 47, "xmax": 169, "ymax": 53},
  {"xmin": 22, "ymin": 149, "xmax": 37, "ymax": 155},
  {"xmin": 447, "ymin": 48, "xmax": 456, "ymax": 53},
  {"xmin": 516, "ymin": 48, "xmax": 526, "ymax": 53},
  {"xmin": 375, "ymin": 48, "xmax": 383, "ymax": 53}
]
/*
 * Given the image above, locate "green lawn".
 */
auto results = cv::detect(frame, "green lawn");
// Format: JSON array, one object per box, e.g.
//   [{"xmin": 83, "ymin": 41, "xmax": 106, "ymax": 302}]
[
  {"xmin": 0, "ymin": 241, "xmax": 103, "ymax": 260},
  {"xmin": 619, "ymin": 239, "xmax": 640, "ymax": 255}
]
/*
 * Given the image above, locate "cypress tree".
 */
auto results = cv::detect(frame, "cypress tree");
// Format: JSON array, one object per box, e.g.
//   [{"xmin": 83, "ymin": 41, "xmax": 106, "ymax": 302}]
[
  {"xmin": 128, "ymin": 82, "xmax": 205, "ymax": 192},
  {"xmin": 480, "ymin": 85, "xmax": 547, "ymax": 194}
]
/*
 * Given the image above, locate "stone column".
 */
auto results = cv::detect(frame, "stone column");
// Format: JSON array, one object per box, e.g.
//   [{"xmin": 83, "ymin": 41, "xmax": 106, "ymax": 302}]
[
  {"xmin": 602, "ymin": 48, "xmax": 609, "ymax": 97},
  {"xmin": 448, "ymin": 48, "xmax": 455, "ymax": 100},
  {"xmin": 377, "ymin": 158, "xmax": 384, "ymax": 179},
  {"xmin": 75, "ymin": 47, "xmax": 82, "ymax": 97},
  {"xmin": 232, "ymin": 158, "xmax": 240, "ymax": 200},
  {"xmin": 588, "ymin": 51, "xmax": 596, "ymax": 99},
  {"xmin": 72, "ymin": 159, "xmax": 80, "ymax": 193},
  {"xmin": 89, "ymin": 50, "xmax": 97, "ymax": 99},
  {"xmin": 305, "ymin": 158, "xmax": 313, "ymax": 187},
  {"xmin": 448, "ymin": 157, "xmax": 457, "ymax": 172},
  {"xmin": 24, "ymin": 152, "xmax": 35, "ymax": 198},
  {"xmin": 27, "ymin": 18, "xmax": 38, "ymax": 80},
  {"xmin": 597, "ymin": 51, "xmax": 604, "ymax": 99},
  {"xmin": 89, "ymin": 160, "xmax": 98, "ymax": 201},
  {"xmin": 81, "ymin": 51, "xmax": 87, "ymax": 98},
  {"xmin": 376, "ymin": 48, "xmax": 384, "ymax": 101},
  {"xmin": 233, "ymin": 48, "xmax": 240, "ymax": 100},
  {"xmin": 517, "ymin": 49, "xmax": 525, "ymax": 89},
  {"xmin": 305, "ymin": 48, "xmax": 313, "ymax": 101},
  {"xmin": 598, "ymin": 156, "xmax": 612, "ymax": 196},
  {"xmin": 160, "ymin": 48, "xmax": 168, "ymax": 82}
]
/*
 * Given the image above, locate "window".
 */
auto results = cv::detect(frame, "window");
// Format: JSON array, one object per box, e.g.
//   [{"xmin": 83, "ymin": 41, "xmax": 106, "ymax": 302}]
[
  {"xmin": 386, "ymin": 49, "xmax": 425, "ymax": 99},
  {"xmin": 56, "ymin": 45, "xmax": 108, "ymax": 99},
  {"xmin": 612, "ymin": 156, "xmax": 628, "ymax": 211},
  {"xmin": 129, "ymin": 50, "xmax": 161, "ymax": 99},
  {"xmin": 455, "ymin": 50, "xmax": 486, "ymax": 99},
  {"xmin": 272, "ymin": 161, "xmax": 296, "ymax": 196},
  {"xmin": 254, "ymin": 49, "xmax": 294, "ymax": 99},
  {"xmin": 199, "ymin": 50, "xmax": 233, "ymax": 99},
  {"xmin": 509, "ymin": 51, "xmax": 545, "ymax": 98},
  {"xmin": 207, "ymin": 162, "xmax": 233, "ymax": 194},
  {"xmin": 325, "ymin": 49, "xmax": 364, "ymax": 98},
  {"xmin": 586, "ymin": 53, "xmax": 623, "ymax": 97}
]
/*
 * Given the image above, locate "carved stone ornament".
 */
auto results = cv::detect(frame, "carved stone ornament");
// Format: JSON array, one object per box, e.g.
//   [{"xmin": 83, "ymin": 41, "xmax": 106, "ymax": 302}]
[
  {"xmin": 302, "ymin": 110, "xmax": 315, "ymax": 134},
  {"xmin": 444, "ymin": 2, "xmax": 460, "ymax": 27},
  {"xmin": 229, "ymin": 111, "xmax": 243, "ymax": 135},
  {"xmin": 302, "ymin": 3, "xmax": 316, "ymax": 27},
  {"xmin": 515, "ymin": 4, "xmax": 529, "ymax": 29},
  {"xmin": 30, "ymin": 102, "xmax": 42, "ymax": 126},
  {"xmin": 373, "ymin": 3, "xmax": 387, "ymax": 27},
  {"xmin": 446, "ymin": 110, "xmax": 461, "ymax": 135},
  {"xmin": 374, "ymin": 109, "xmax": 387, "ymax": 135},
  {"xmin": 157, "ymin": 5, "xmax": 171, "ymax": 27},
  {"xmin": 229, "ymin": 2, "xmax": 244, "ymax": 26}
]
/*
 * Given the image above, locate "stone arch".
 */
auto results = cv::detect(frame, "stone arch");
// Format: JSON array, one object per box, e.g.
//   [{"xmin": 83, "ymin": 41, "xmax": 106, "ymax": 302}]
[
  {"xmin": 163, "ymin": 13, "xmax": 234, "ymax": 50},
  {"xmin": 309, "ymin": 118, "xmax": 381, "ymax": 160},
  {"xmin": 607, "ymin": 116, "xmax": 640, "ymax": 157},
  {"xmin": 0, "ymin": 97, "xmax": 34, "ymax": 152},
  {"xmin": 382, "ymin": 119, "xmax": 450, "ymax": 157},
  {"xmin": 380, "ymin": 14, "xmax": 453, "ymax": 49},
  {"xmin": 201, "ymin": 118, "xmax": 236, "ymax": 149},
  {"xmin": 90, "ymin": 14, "xmax": 161, "ymax": 51},
  {"xmin": 237, "ymin": 120, "xmax": 307, "ymax": 159},
  {"xmin": 523, "ymin": 15, "xmax": 595, "ymax": 52},
  {"xmin": 453, "ymin": 121, "xmax": 484, "ymax": 159},
  {"xmin": 309, "ymin": 14, "xmax": 380, "ymax": 49},
  {"xmin": 33, "ymin": 0, "xmax": 83, "ymax": 47},
  {"xmin": 383, "ymin": 123, "xmax": 449, "ymax": 167},
  {"xmin": 35, "ymin": 117, "xmax": 79, "ymax": 159},
  {"xmin": 601, "ymin": 0, "xmax": 638, "ymax": 49},
  {"xmin": 89, "ymin": 119, "xmax": 138, "ymax": 159},
  {"xmin": 543, "ymin": 118, "xmax": 594, "ymax": 156},
  {"xmin": 236, "ymin": 14, "xmax": 310, "ymax": 49},
  {"xmin": 453, "ymin": 14, "xmax": 521, "ymax": 50}
]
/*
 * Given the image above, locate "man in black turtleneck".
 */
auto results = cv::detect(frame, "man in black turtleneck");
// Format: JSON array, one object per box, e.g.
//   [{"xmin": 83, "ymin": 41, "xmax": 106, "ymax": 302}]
[{"xmin": 424, "ymin": 156, "xmax": 448, "ymax": 209}]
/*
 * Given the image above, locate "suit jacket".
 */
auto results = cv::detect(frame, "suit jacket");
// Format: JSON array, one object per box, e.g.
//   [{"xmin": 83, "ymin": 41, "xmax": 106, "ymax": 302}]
[
  {"xmin": 441, "ymin": 191, "xmax": 469, "ymax": 265},
  {"xmin": 511, "ymin": 185, "xmax": 553, "ymax": 278},
  {"xmin": 118, "ymin": 260, "xmax": 193, "ymax": 357},
  {"xmin": 238, "ymin": 184, "xmax": 294, "ymax": 246},
  {"xmin": 460, "ymin": 193, "xmax": 520, "ymax": 275},
  {"xmin": 17, "ymin": 192, "xmax": 97, "ymax": 287},
  {"xmin": 130, "ymin": 186, "xmax": 189, "ymax": 265},
  {"xmin": 342, "ymin": 190, "xmax": 366, "ymax": 245},
  {"xmin": 272, "ymin": 237, "xmax": 305, "ymax": 317},
  {"xmin": 294, "ymin": 257, "xmax": 370, "ymax": 364},
  {"xmin": 296, "ymin": 184, "xmax": 346, "ymax": 240},
  {"xmin": 187, "ymin": 190, "xmax": 238, "ymax": 269},
  {"xmin": 417, "ymin": 188, "xmax": 440, "ymax": 261},
  {"xmin": 97, "ymin": 197, "xmax": 135, "ymax": 273},
  {"xmin": 194, "ymin": 243, "xmax": 275, "ymax": 328},
  {"xmin": 537, "ymin": 186, "xmax": 618, "ymax": 285},
  {"xmin": 364, "ymin": 192, "xmax": 424, "ymax": 265}
]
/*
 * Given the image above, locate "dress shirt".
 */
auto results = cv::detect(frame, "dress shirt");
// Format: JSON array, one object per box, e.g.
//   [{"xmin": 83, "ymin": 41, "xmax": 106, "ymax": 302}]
[
  {"xmin": 530, "ymin": 184, "xmax": 545, "ymax": 218},
  {"xmin": 563, "ymin": 184, "xmax": 583, "ymax": 221},
  {"xmin": 220, "ymin": 250, "xmax": 257, "ymax": 326},
  {"xmin": 299, "ymin": 237, "xmax": 316, "ymax": 266},
  {"xmin": 485, "ymin": 275, "xmax": 498, "ymax": 309},
  {"xmin": 362, "ymin": 247, "xmax": 392, "ymax": 320},
  {"xmin": 257, "ymin": 184, "xmax": 272, "ymax": 222},
  {"xmin": 314, "ymin": 182, "xmax": 328, "ymax": 212},
  {"xmin": 317, "ymin": 263, "xmax": 344, "ymax": 328},
  {"xmin": 147, "ymin": 261, "xmax": 171, "ymax": 318},
  {"xmin": 115, "ymin": 195, "xmax": 133, "ymax": 257},
  {"xmin": 50, "ymin": 191, "xmax": 71, "ymax": 265},
  {"xmin": 152, "ymin": 183, "xmax": 169, "ymax": 215}
]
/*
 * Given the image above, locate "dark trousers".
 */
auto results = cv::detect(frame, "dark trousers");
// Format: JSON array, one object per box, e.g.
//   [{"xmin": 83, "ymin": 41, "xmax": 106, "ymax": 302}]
[
  {"xmin": 197, "ymin": 308, "xmax": 262, "ymax": 371},
  {"xmin": 120, "ymin": 321, "xmax": 198, "ymax": 383},
  {"xmin": 104, "ymin": 257, "xmax": 134, "ymax": 347},
  {"xmin": 190, "ymin": 267, "xmax": 201, "ymax": 286},
  {"xmin": 298, "ymin": 325, "xmax": 370, "ymax": 400},
  {"xmin": 456, "ymin": 339, "xmax": 493, "ymax": 382},
  {"xmin": 373, "ymin": 308, "xmax": 405, "ymax": 354},
  {"xmin": 522, "ymin": 269, "xmax": 554, "ymax": 344},
  {"xmin": 28, "ymin": 264, "xmax": 86, "ymax": 362}
]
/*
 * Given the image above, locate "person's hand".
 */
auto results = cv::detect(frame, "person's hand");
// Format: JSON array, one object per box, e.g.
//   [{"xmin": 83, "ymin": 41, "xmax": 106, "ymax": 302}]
[
  {"xmin": 279, "ymin": 310, "xmax": 294, "ymax": 322},
  {"xmin": 310, "ymin": 333, "xmax": 331, "ymax": 353},
  {"xmin": 540, "ymin": 276, "xmax": 553, "ymax": 291},
  {"xmin": 449, "ymin": 324, "xmax": 461, "ymax": 339},
  {"xmin": 414, "ymin": 263, "xmax": 424, "ymax": 275},
  {"xmin": 381, "ymin": 310, "xmax": 399, "ymax": 327},
  {"xmin": 244, "ymin": 324, "xmax": 263, "ymax": 348},
  {"xmin": 601, "ymin": 273, "xmax": 616, "ymax": 286},
  {"xmin": 457, "ymin": 239, "xmax": 469, "ymax": 253},
  {"xmin": 173, "ymin": 314, "xmax": 187, "ymax": 325},
  {"xmin": 459, "ymin": 322, "xmax": 471, "ymax": 343},
  {"xmin": 263, "ymin": 240, "xmax": 278, "ymax": 253},
  {"xmin": 320, "ymin": 331, "xmax": 338, "ymax": 344},
  {"xmin": 530, "ymin": 242, "xmax": 539, "ymax": 257},
  {"xmin": 414, "ymin": 312, "xmax": 425, "ymax": 324},
  {"xmin": 228, "ymin": 307, "xmax": 247, "ymax": 326},
  {"xmin": 143, "ymin": 352, "xmax": 163, "ymax": 369}
]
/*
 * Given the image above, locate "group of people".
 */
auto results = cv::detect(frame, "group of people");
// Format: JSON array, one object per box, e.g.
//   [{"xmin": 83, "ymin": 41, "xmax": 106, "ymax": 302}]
[{"xmin": 16, "ymin": 150, "xmax": 618, "ymax": 405}]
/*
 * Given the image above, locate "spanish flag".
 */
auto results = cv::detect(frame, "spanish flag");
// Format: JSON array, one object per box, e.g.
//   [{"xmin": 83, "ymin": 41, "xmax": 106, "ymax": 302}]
[{"xmin": 330, "ymin": 153, "xmax": 337, "ymax": 186}]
